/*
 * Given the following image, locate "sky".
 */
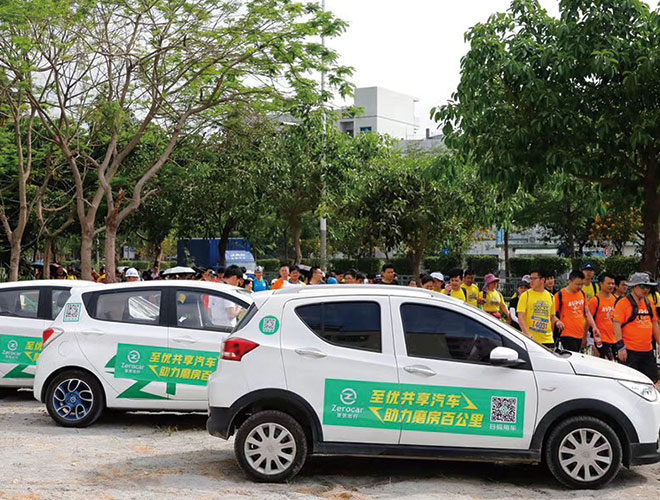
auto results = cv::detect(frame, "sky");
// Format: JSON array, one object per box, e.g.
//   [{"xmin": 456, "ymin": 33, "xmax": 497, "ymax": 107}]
[{"xmin": 323, "ymin": 0, "xmax": 652, "ymax": 136}]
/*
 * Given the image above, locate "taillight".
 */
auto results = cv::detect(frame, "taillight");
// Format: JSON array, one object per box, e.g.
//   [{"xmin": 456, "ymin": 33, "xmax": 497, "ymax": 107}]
[
  {"xmin": 222, "ymin": 338, "xmax": 259, "ymax": 361},
  {"xmin": 43, "ymin": 327, "xmax": 63, "ymax": 346}
]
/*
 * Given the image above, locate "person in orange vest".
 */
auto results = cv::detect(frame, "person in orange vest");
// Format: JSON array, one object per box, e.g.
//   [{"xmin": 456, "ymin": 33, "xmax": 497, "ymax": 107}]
[
  {"xmin": 613, "ymin": 272, "xmax": 660, "ymax": 386},
  {"xmin": 555, "ymin": 270, "xmax": 600, "ymax": 353},
  {"xmin": 587, "ymin": 273, "xmax": 617, "ymax": 360}
]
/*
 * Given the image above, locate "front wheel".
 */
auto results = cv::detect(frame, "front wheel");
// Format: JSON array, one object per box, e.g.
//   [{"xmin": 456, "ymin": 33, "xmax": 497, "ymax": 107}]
[
  {"xmin": 234, "ymin": 410, "xmax": 308, "ymax": 482},
  {"xmin": 545, "ymin": 416, "xmax": 622, "ymax": 489},
  {"xmin": 45, "ymin": 370, "xmax": 105, "ymax": 428}
]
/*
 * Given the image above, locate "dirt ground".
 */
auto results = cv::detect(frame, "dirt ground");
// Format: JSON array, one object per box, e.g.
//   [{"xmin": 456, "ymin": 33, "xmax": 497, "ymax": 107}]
[{"xmin": 1, "ymin": 389, "xmax": 659, "ymax": 500}]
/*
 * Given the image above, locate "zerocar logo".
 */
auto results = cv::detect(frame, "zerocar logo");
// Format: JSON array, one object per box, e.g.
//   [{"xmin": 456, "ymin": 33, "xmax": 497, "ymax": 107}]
[
  {"xmin": 127, "ymin": 350, "xmax": 141, "ymax": 363},
  {"xmin": 340, "ymin": 388, "xmax": 358, "ymax": 406},
  {"xmin": 7, "ymin": 340, "xmax": 18, "ymax": 352}
]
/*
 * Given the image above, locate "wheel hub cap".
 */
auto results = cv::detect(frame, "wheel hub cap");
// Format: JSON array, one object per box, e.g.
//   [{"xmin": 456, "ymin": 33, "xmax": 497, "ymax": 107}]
[
  {"xmin": 244, "ymin": 422, "xmax": 296, "ymax": 475},
  {"xmin": 558, "ymin": 428, "xmax": 613, "ymax": 482}
]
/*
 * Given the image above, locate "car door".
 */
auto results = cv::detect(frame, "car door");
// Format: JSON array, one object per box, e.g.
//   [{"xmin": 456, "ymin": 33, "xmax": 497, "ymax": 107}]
[
  {"xmin": 281, "ymin": 296, "xmax": 400, "ymax": 444},
  {"xmin": 0, "ymin": 287, "xmax": 48, "ymax": 381},
  {"xmin": 167, "ymin": 287, "xmax": 248, "ymax": 401},
  {"xmin": 77, "ymin": 287, "xmax": 171, "ymax": 401},
  {"xmin": 391, "ymin": 297, "xmax": 538, "ymax": 450}
]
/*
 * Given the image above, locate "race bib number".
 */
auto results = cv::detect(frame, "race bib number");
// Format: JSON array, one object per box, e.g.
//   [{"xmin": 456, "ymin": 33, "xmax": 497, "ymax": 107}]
[{"xmin": 530, "ymin": 315, "xmax": 549, "ymax": 333}]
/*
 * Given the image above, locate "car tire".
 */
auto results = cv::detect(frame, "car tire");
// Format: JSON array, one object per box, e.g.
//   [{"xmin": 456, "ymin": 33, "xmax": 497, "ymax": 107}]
[
  {"xmin": 45, "ymin": 370, "xmax": 105, "ymax": 428},
  {"xmin": 545, "ymin": 415, "xmax": 622, "ymax": 489},
  {"xmin": 234, "ymin": 410, "xmax": 308, "ymax": 483}
]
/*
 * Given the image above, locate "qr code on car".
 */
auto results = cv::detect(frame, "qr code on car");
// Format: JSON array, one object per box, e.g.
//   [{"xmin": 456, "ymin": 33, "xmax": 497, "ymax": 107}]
[
  {"xmin": 491, "ymin": 396, "xmax": 517, "ymax": 423},
  {"xmin": 63, "ymin": 303, "xmax": 81, "ymax": 322}
]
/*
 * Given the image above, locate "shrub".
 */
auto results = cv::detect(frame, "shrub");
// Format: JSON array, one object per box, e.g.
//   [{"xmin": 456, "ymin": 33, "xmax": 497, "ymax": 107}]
[
  {"xmin": 390, "ymin": 257, "xmax": 413, "ymax": 275},
  {"xmin": 603, "ymin": 256, "xmax": 640, "ymax": 278},
  {"xmin": 570, "ymin": 257, "xmax": 605, "ymax": 274},
  {"xmin": 329, "ymin": 258, "xmax": 383, "ymax": 275},
  {"xmin": 465, "ymin": 255, "xmax": 499, "ymax": 276},
  {"xmin": 509, "ymin": 257, "xmax": 571, "ymax": 277},
  {"xmin": 258, "ymin": 258, "xmax": 281, "ymax": 273},
  {"xmin": 423, "ymin": 254, "xmax": 463, "ymax": 273}
]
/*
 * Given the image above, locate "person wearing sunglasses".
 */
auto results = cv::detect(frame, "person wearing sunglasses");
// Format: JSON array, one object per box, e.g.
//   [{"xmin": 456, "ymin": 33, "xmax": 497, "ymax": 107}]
[{"xmin": 613, "ymin": 272, "xmax": 660, "ymax": 387}]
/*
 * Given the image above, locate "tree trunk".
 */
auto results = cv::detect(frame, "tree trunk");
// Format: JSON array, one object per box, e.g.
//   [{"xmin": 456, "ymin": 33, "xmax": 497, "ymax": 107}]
[
  {"xmin": 80, "ymin": 227, "xmax": 95, "ymax": 281},
  {"xmin": 9, "ymin": 237, "xmax": 21, "ymax": 282},
  {"xmin": 504, "ymin": 230, "xmax": 510, "ymax": 278},
  {"xmin": 218, "ymin": 218, "xmax": 235, "ymax": 267},
  {"xmin": 152, "ymin": 241, "xmax": 163, "ymax": 270},
  {"xmin": 104, "ymin": 221, "xmax": 119, "ymax": 283},
  {"xmin": 291, "ymin": 217, "xmax": 302, "ymax": 265},
  {"xmin": 641, "ymin": 160, "xmax": 660, "ymax": 274},
  {"xmin": 43, "ymin": 238, "xmax": 53, "ymax": 279},
  {"xmin": 411, "ymin": 251, "xmax": 424, "ymax": 284}
]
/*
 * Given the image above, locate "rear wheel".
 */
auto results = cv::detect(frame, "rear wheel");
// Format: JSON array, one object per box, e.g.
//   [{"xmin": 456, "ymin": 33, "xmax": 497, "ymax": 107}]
[
  {"xmin": 45, "ymin": 370, "xmax": 105, "ymax": 428},
  {"xmin": 234, "ymin": 410, "xmax": 308, "ymax": 482},
  {"xmin": 545, "ymin": 416, "xmax": 622, "ymax": 489}
]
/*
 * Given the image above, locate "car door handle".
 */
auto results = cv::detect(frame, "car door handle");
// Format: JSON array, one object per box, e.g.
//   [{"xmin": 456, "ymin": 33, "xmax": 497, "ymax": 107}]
[
  {"xmin": 80, "ymin": 329, "xmax": 104, "ymax": 336},
  {"xmin": 294, "ymin": 348, "xmax": 327, "ymax": 358},
  {"xmin": 172, "ymin": 336, "xmax": 196, "ymax": 344},
  {"xmin": 404, "ymin": 365, "xmax": 437, "ymax": 376}
]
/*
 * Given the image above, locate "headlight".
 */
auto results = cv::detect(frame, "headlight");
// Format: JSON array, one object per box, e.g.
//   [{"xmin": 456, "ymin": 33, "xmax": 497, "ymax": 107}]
[{"xmin": 618, "ymin": 380, "xmax": 658, "ymax": 402}]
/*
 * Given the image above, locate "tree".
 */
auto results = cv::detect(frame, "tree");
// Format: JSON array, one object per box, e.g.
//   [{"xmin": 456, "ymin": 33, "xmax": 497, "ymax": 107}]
[
  {"xmin": 0, "ymin": 0, "xmax": 352, "ymax": 281},
  {"xmin": 436, "ymin": 0, "xmax": 660, "ymax": 273}
]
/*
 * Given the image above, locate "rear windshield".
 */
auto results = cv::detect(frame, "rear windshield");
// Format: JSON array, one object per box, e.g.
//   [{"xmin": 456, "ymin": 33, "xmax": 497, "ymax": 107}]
[{"xmin": 232, "ymin": 302, "xmax": 258, "ymax": 333}]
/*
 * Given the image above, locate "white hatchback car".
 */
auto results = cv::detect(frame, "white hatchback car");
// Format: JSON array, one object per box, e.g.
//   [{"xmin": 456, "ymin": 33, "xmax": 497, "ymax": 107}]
[
  {"xmin": 207, "ymin": 286, "xmax": 660, "ymax": 489},
  {"xmin": 34, "ymin": 281, "xmax": 252, "ymax": 427},
  {"xmin": 0, "ymin": 280, "xmax": 99, "ymax": 396}
]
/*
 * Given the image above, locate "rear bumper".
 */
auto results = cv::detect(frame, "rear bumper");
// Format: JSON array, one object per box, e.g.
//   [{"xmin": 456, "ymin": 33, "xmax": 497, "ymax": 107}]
[
  {"xmin": 207, "ymin": 406, "xmax": 232, "ymax": 440},
  {"xmin": 630, "ymin": 441, "xmax": 660, "ymax": 466}
]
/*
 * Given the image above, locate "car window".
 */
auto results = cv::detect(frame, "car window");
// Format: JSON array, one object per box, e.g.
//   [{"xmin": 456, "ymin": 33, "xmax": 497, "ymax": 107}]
[
  {"xmin": 0, "ymin": 289, "xmax": 40, "ymax": 319},
  {"xmin": 51, "ymin": 289, "xmax": 72, "ymax": 319},
  {"xmin": 175, "ymin": 290, "xmax": 246, "ymax": 332},
  {"xmin": 94, "ymin": 290, "xmax": 161, "ymax": 325},
  {"xmin": 401, "ymin": 303, "xmax": 503, "ymax": 363},
  {"xmin": 296, "ymin": 301, "xmax": 381, "ymax": 352}
]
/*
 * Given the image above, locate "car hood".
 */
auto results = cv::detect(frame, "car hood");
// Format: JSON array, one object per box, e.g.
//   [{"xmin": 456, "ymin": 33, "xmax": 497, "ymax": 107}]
[{"xmin": 568, "ymin": 352, "xmax": 652, "ymax": 383}]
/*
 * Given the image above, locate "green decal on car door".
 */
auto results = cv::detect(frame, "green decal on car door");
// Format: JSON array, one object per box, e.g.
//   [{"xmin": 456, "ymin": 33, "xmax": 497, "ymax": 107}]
[
  {"xmin": 112, "ymin": 343, "xmax": 219, "ymax": 398},
  {"xmin": 324, "ymin": 378, "xmax": 525, "ymax": 438},
  {"xmin": 0, "ymin": 335, "xmax": 43, "ymax": 379}
]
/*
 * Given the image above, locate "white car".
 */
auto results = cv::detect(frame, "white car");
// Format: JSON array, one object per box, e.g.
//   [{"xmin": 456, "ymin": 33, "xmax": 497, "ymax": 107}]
[
  {"xmin": 207, "ymin": 286, "xmax": 660, "ymax": 489},
  {"xmin": 34, "ymin": 281, "xmax": 252, "ymax": 427},
  {"xmin": 0, "ymin": 280, "xmax": 99, "ymax": 396}
]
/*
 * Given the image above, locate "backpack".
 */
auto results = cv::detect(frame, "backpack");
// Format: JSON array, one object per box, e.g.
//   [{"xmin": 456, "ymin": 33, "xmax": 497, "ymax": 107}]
[
  {"xmin": 621, "ymin": 295, "xmax": 653, "ymax": 329},
  {"xmin": 555, "ymin": 288, "xmax": 586, "ymax": 318}
]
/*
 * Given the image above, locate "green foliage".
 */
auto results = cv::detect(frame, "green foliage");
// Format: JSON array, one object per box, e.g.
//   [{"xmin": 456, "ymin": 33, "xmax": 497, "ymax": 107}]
[
  {"xmin": 329, "ymin": 258, "xmax": 383, "ymax": 275},
  {"xmin": 390, "ymin": 257, "xmax": 413, "ymax": 276},
  {"xmin": 509, "ymin": 257, "xmax": 571, "ymax": 277},
  {"xmin": 603, "ymin": 257, "xmax": 640, "ymax": 278},
  {"xmin": 258, "ymin": 259, "xmax": 281, "ymax": 273},
  {"xmin": 424, "ymin": 255, "xmax": 463, "ymax": 273},
  {"xmin": 466, "ymin": 255, "xmax": 499, "ymax": 276},
  {"xmin": 570, "ymin": 257, "xmax": 605, "ymax": 274}
]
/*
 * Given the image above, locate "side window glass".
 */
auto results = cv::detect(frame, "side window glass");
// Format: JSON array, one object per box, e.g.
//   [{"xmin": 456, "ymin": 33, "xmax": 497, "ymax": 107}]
[
  {"xmin": 0, "ymin": 289, "xmax": 40, "ymax": 318},
  {"xmin": 296, "ymin": 301, "xmax": 381, "ymax": 352},
  {"xmin": 401, "ymin": 303, "xmax": 502, "ymax": 363},
  {"xmin": 95, "ymin": 290, "xmax": 161, "ymax": 325},
  {"xmin": 176, "ymin": 290, "xmax": 246, "ymax": 332},
  {"xmin": 51, "ymin": 290, "xmax": 72, "ymax": 319}
]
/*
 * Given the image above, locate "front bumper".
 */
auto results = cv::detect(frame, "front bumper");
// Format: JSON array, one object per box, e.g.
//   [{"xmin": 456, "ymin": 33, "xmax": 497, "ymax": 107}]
[
  {"xmin": 207, "ymin": 406, "xmax": 233, "ymax": 440},
  {"xmin": 630, "ymin": 441, "xmax": 660, "ymax": 466}
]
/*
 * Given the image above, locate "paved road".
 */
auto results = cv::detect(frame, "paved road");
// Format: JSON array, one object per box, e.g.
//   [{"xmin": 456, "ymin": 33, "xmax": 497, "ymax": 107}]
[{"xmin": 1, "ymin": 389, "xmax": 659, "ymax": 499}]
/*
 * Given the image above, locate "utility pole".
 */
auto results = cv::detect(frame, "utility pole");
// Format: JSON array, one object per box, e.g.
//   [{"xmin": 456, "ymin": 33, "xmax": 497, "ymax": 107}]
[{"xmin": 319, "ymin": 0, "xmax": 328, "ymax": 271}]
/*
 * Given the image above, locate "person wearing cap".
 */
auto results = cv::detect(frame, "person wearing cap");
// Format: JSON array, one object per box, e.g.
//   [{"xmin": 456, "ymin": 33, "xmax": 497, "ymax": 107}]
[
  {"xmin": 125, "ymin": 268, "xmax": 140, "ymax": 282},
  {"xmin": 517, "ymin": 269, "xmax": 559, "ymax": 349},
  {"xmin": 253, "ymin": 266, "xmax": 270, "ymax": 291},
  {"xmin": 613, "ymin": 273, "xmax": 660, "ymax": 385},
  {"xmin": 581, "ymin": 263, "xmax": 600, "ymax": 301},
  {"xmin": 430, "ymin": 272, "xmax": 445, "ymax": 293},
  {"xmin": 461, "ymin": 269, "xmax": 480, "ymax": 307},
  {"xmin": 509, "ymin": 278, "xmax": 530, "ymax": 330},
  {"xmin": 587, "ymin": 272, "xmax": 617, "ymax": 361},
  {"xmin": 555, "ymin": 270, "xmax": 600, "ymax": 353},
  {"xmin": 481, "ymin": 274, "xmax": 510, "ymax": 321}
]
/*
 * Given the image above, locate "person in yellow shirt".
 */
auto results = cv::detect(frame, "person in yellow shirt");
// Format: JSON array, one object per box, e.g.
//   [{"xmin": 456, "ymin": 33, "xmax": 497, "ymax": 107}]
[
  {"xmin": 482, "ymin": 273, "xmax": 510, "ymax": 321},
  {"xmin": 461, "ymin": 269, "xmax": 480, "ymax": 307},
  {"xmin": 444, "ymin": 269, "xmax": 467, "ymax": 302},
  {"xmin": 581, "ymin": 263, "xmax": 600, "ymax": 300},
  {"xmin": 517, "ymin": 269, "xmax": 559, "ymax": 349}
]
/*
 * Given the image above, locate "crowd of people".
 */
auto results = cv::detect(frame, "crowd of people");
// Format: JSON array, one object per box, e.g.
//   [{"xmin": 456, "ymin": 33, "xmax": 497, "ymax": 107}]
[{"xmin": 33, "ymin": 259, "xmax": 660, "ymax": 386}]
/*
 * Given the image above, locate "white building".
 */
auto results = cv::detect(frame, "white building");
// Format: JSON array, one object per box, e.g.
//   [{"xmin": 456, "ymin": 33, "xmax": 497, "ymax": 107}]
[{"xmin": 336, "ymin": 87, "xmax": 421, "ymax": 139}]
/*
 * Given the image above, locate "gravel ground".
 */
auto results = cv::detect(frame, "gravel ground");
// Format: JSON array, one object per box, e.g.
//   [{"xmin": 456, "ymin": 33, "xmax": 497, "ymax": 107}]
[{"xmin": 1, "ymin": 389, "xmax": 659, "ymax": 499}]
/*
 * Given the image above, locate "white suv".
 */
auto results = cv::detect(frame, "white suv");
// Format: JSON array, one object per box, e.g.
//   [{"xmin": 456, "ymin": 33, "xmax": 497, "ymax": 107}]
[
  {"xmin": 0, "ymin": 280, "xmax": 99, "ymax": 396},
  {"xmin": 34, "ymin": 281, "xmax": 251, "ymax": 427},
  {"xmin": 207, "ymin": 286, "xmax": 660, "ymax": 489}
]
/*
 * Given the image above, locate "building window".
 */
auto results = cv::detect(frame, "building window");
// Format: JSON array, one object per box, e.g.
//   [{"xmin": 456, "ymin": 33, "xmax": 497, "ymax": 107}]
[{"xmin": 359, "ymin": 126, "xmax": 372, "ymax": 133}]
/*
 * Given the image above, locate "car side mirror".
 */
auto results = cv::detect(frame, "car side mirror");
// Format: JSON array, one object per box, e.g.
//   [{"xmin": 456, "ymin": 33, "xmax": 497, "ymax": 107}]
[{"xmin": 489, "ymin": 346, "xmax": 526, "ymax": 367}]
